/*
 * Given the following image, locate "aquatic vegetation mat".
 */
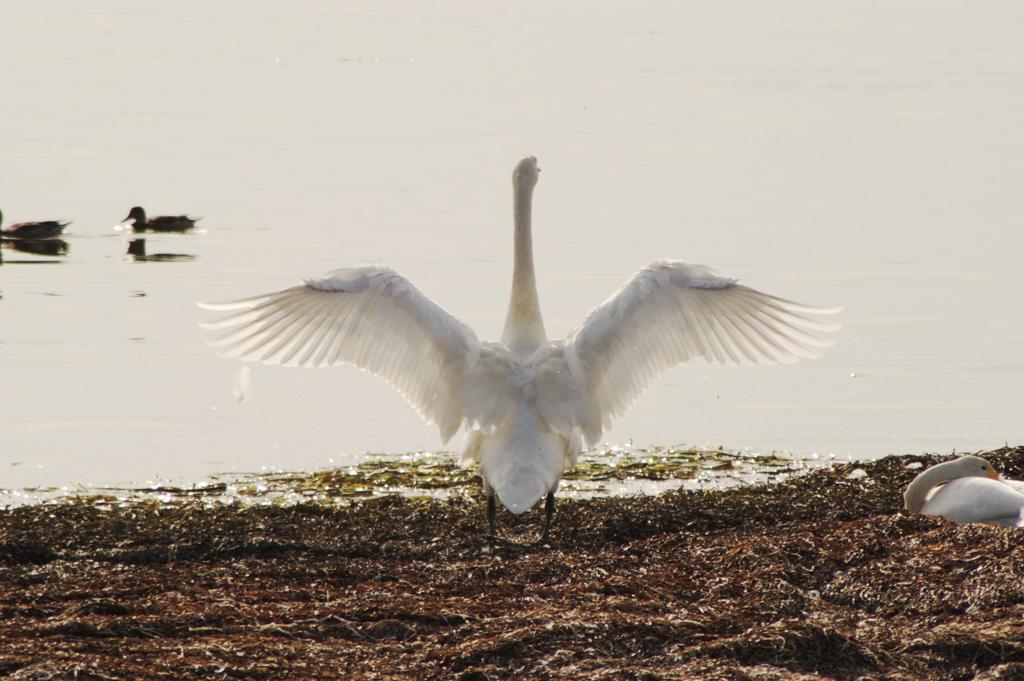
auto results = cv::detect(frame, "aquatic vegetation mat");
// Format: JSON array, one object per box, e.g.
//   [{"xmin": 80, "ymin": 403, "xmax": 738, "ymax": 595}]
[
  {"xmin": 1, "ymin": 446, "xmax": 832, "ymax": 508},
  {"xmin": 2, "ymin": 447, "xmax": 1024, "ymax": 679}
]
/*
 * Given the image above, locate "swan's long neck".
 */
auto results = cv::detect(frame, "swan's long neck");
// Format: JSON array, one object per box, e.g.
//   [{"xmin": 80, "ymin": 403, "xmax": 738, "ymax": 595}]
[
  {"xmin": 904, "ymin": 463, "xmax": 953, "ymax": 512},
  {"xmin": 501, "ymin": 173, "xmax": 546, "ymax": 351}
]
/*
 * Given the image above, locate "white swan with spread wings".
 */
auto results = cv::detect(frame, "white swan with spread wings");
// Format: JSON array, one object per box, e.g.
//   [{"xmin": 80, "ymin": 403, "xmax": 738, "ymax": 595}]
[{"xmin": 200, "ymin": 156, "xmax": 840, "ymax": 540}]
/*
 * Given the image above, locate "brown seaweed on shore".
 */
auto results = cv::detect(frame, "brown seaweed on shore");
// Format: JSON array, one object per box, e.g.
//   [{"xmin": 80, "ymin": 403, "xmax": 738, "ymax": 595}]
[{"xmin": 2, "ymin": 448, "xmax": 1024, "ymax": 679}]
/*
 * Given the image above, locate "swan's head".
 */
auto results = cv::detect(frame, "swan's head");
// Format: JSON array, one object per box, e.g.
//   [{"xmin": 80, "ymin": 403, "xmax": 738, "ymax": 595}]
[
  {"xmin": 945, "ymin": 455, "xmax": 1000, "ymax": 481},
  {"xmin": 124, "ymin": 206, "xmax": 146, "ymax": 225},
  {"xmin": 512, "ymin": 156, "xmax": 540, "ymax": 192}
]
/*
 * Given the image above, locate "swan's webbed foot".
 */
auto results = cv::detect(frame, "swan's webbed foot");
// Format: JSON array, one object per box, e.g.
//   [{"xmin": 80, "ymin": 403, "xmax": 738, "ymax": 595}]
[
  {"xmin": 487, "ymin": 494, "xmax": 497, "ymax": 538},
  {"xmin": 540, "ymin": 492, "xmax": 555, "ymax": 544}
]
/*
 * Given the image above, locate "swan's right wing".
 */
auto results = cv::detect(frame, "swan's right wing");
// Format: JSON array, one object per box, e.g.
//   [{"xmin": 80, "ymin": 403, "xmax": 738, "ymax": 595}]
[
  {"xmin": 1000, "ymin": 479, "xmax": 1024, "ymax": 494},
  {"xmin": 199, "ymin": 266, "xmax": 480, "ymax": 442},
  {"xmin": 565, "ymin": 260, "xmax": 841, "ymax": 446}
]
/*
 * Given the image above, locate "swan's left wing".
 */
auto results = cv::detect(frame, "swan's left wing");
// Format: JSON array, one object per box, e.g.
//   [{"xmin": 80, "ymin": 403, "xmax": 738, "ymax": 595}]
[
  {"xmin": 565, "ymin": 260, "xmax": 841, "ymax": 445},
  {"xmin": 199, "ymin": 266, "xmax": 480, "ymax": 442}
]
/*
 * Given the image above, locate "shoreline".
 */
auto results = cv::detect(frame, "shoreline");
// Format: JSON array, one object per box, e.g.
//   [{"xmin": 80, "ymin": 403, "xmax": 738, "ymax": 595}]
[
  {"xmin": 0, "ymin": 446, "xmax": 831, "ymax": 509},
  {"xmin": 2, "ymin": 448, "xmax": 1023, "ymax": 679}
]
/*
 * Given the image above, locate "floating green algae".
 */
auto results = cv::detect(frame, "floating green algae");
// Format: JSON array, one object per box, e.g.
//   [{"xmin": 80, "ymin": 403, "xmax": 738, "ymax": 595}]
[{"xmin": 0, "ymin": 446, "xmax": 835, "ymax": 509}]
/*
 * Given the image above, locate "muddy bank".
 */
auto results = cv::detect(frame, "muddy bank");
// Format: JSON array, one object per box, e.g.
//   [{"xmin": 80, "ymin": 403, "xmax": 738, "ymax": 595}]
[{"xmin": 2, "ymin": 449, "xmax": 1024, "ymax": 680}]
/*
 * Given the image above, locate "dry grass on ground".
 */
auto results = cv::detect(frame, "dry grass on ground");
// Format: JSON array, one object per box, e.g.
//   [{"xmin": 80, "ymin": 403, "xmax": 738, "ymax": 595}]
[{"xmin": 3, "ymin": 448, "xmax": 1024, "ymax": 679}]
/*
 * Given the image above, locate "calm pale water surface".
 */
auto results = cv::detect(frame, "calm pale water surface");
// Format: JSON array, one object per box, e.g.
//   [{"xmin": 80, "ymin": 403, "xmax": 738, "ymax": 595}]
[{"xmin": 2, "ymin": 1, "xmax": 1023, "ymax": 493}]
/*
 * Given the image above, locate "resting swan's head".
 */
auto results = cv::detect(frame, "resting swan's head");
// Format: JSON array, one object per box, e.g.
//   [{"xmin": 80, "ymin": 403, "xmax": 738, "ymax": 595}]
[
  {"xmin": 904, "ymin": 454, "xmax": 1000, "ymax": 512},
  {"xmin": 513, "ymin": 156, "xmax": 540, "ymax": 192},
  {"xmin": 942, "ymin": 455, "xmax": 1000, "ymax": 481}
]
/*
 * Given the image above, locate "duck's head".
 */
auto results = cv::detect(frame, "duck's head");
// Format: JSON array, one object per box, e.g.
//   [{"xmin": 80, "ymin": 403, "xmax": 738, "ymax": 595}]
[
  {"xmin": 124, "ymin": 206, "xmax": 146, "ymax": 226},
  {"xmin": 512, "ymin": 156, "xmax": 540, "ymax": 192}
]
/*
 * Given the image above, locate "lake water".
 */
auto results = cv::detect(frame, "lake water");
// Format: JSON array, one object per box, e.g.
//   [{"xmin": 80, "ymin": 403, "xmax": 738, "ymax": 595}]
[{"xmin": 2, "ymin": 1, "xmax": 1023, "ymax": 494}]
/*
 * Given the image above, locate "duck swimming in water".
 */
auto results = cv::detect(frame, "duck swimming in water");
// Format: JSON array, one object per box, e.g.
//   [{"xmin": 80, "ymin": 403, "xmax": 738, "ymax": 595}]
[
  {"xmin": 200, "ymin": 156, "xmax": 840, "ymax": 541},
  {"xmin": 124, "ymin": 206, "xmax": 198, "ymax": 232},
  {"xmin": 0, "ymin": 209, "xmax": 69, "ymax": 240}
]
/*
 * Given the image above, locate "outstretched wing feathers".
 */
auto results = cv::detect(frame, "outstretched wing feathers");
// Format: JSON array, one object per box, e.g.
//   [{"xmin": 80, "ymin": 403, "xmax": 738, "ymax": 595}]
[
  {"xmin": 199, "ymin": 267, "xmax": 481, "ymax": 442},
  {"xmin": 565, "ymin": 260, "xmax": 840, "ymax": 445},
  {"xmin": 202, "ymin": 261, "xmax": 839, "ymax": 452}
]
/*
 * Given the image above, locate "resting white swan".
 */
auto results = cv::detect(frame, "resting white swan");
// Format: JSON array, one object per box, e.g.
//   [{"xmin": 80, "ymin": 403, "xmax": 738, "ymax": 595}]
[
  {"xmin": 903, "ymin": 455, "xmax": 1024, "ymax": 527},
  {"xmin": 200, "ymin": 156, "xmax": 840, "ymax": 539}
]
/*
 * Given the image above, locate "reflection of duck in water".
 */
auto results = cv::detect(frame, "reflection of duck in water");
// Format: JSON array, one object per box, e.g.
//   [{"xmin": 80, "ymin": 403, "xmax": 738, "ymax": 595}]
[
  {"xmin": 0, "ymin": 209, "xmax": 70, "ymax": 239},
  {"xmin": 124, "ymin": 206, "xmax": 198, "ymax": 232},
  {"xmin": 127, "ymin": 238, "xmax": 196, "ymax": 262},
  {"xmin": 2, "ymin": 238, "xmax": 69, "ymax": 257}
]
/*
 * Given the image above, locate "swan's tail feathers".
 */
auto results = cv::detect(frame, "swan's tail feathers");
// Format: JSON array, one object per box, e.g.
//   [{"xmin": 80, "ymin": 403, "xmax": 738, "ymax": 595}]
[
  {"xmin": 495, "ymin": 474, "xmax": 547, "ymax": 515},
  {"xmin": 565, "ymin": 432, "xmax": 583, "ymax": 468},
  {"xmin": 460, "ymin": 430, "xmax": 485, "ymax": 468}
]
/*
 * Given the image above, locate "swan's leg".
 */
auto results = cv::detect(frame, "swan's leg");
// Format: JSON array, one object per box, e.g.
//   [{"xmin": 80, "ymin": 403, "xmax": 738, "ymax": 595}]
[
  {"xmin": 541, "ymin": 492, "xmax": 555, "ymax": 543},
  {"xmin": 487, "ymin": 494, "xmax": 497, "ymax": 537}
]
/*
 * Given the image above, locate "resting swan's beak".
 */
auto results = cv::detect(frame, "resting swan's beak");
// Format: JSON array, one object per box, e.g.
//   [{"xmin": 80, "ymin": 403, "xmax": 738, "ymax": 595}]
[{"xmin": 987, "ymin": 467, "xmax": 1000, "ymax": 480}]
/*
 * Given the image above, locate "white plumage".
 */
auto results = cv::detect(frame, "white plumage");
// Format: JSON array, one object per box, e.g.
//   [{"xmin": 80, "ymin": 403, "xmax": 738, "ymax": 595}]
[
  {"xmin": 201, "ymin": 156, "xmax": 840, "ymax": 538},
  {"xmin": 904, "ymin": 455, "xmax": 1024, "ymax": 527},
  {"xmin": 202, "ymin": 266, "xmax": 479, "ymax": 443}
]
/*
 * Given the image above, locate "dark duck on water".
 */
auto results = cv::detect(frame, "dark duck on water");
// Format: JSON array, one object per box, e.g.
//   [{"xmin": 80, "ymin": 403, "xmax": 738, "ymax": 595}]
[
  {"xmin": 0, "ymin": 209, "xmax": 69, "ymax": 240},
  {"xmin": 124, "ymin": 206, "xmax": 198, "ymax": 232}
]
